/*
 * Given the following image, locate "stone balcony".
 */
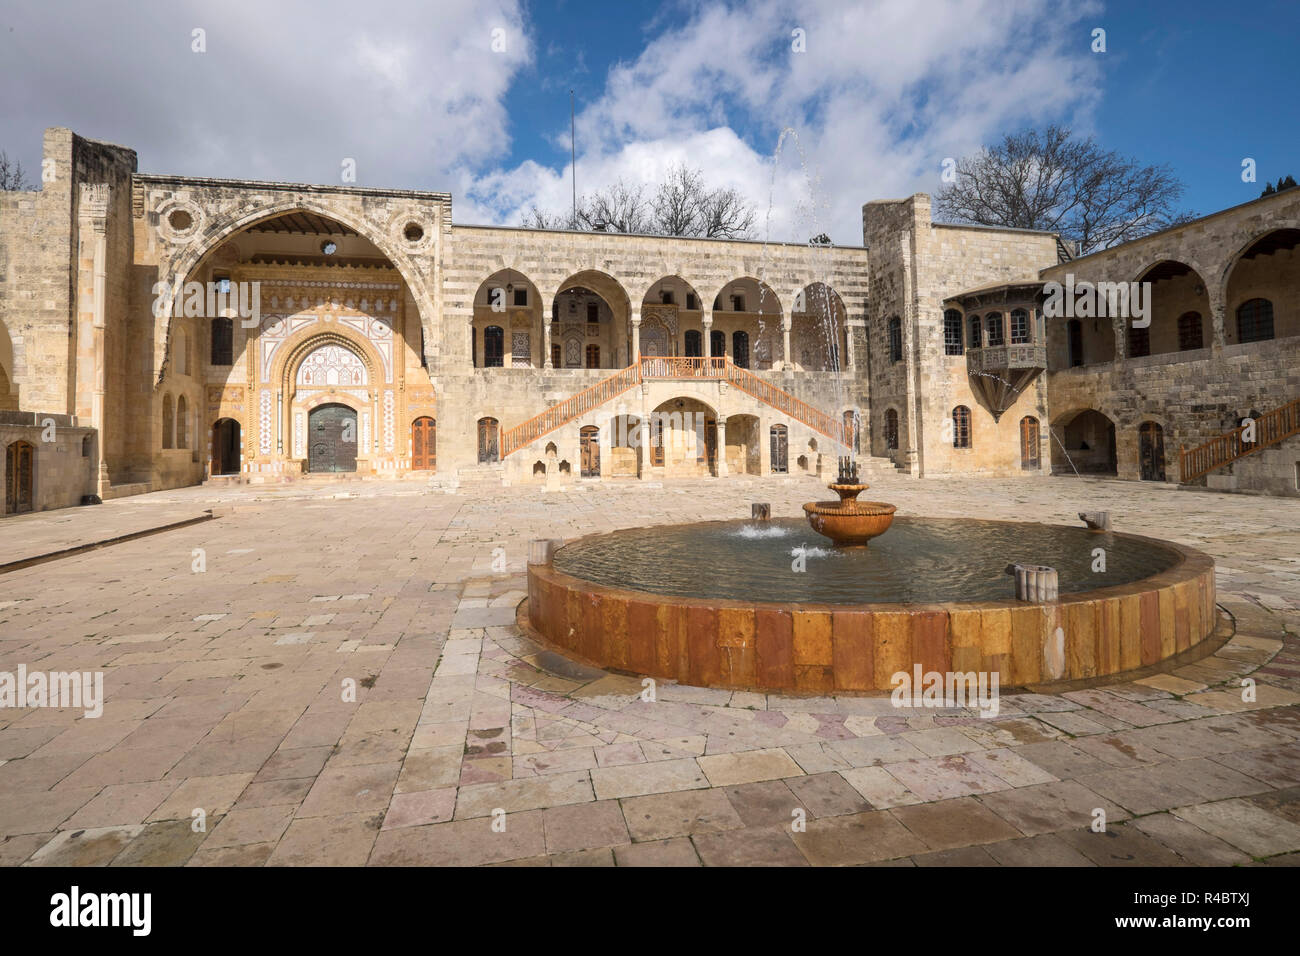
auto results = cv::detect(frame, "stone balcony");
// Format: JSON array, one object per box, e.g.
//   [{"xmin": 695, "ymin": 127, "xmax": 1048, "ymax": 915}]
[{"xmin": 965, "ymin": 342, "xmax": 1047, "ymax": 420}]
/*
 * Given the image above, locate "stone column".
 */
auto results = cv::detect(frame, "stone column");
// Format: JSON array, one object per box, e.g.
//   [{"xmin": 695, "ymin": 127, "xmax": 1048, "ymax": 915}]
[
  {"xmin": 1208, "ymin": 286, "xmax": 1227, "ymax": 351},
  {"xmin": 543, "ymin": 307, "xmax": 553, "ymax": 369},
  {"xmin": 638, "ymin": 384, "xmax": 652, "ymax": 480},
  {"xmin": 781, "ymin": 317, "xmax": 792, "ymax": 372},
  {"xmin": 630, "ymin": 308, "xmax": 641, "ymax": 364},
  {"xmin": 702, "ymin": 311, "xmax": 713, "ymax": 359},
  {"xmin": 78, "ymin": 184, "xmax": 112, "ymax": 495},
  {"xmin": 715, "ymin": 418, "xmax": 728, "ymax": 477}
]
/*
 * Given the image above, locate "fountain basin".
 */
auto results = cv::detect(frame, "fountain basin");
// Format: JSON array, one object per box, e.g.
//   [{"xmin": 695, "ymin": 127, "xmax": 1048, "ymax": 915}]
[
  {"xmin": 803, "ymin": 500, "xmax": 897, "ymax": 546},
  {"xmin": 523, "ymin": 517, "xmax": 1218, "ymax": 694}
]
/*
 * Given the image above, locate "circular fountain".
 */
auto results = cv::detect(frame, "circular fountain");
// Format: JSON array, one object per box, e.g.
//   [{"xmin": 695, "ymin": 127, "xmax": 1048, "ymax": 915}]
[{"xmin": 802, "ymin": 456, "xmax": 896, "ymax": 546}]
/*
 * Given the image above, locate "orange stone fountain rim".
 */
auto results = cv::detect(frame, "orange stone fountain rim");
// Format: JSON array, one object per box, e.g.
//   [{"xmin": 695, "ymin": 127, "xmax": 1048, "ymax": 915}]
[{"xmin": 523, "ymin": 518, "xmax": 1218, "ymax": 694}]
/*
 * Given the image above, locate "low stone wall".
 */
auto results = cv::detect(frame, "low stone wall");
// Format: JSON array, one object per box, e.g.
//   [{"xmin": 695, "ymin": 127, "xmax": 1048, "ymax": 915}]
[
  {"xmin": 525, "ymin": 526, "xmax": 1217, "ymax": 694},
  {"xmin": 0, "ymin": 413, "xmax": 96, "ymax": 515}
]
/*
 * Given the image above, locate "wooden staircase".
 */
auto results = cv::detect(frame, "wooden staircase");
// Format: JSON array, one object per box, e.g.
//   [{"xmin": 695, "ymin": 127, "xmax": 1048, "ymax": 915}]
[
  {"xmin": 1179, "ymin": 398, "xmax": 1300, "ymax": 482},
  {"xmin": 500, "ymin": 357, "xmax": 849, "ymax": 458}
]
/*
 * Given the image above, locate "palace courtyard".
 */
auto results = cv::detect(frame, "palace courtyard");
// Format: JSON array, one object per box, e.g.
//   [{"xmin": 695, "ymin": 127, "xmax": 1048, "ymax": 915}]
[{"xmin": 1, "ymin": 474, "xmax": 1299, "ymax": 867}]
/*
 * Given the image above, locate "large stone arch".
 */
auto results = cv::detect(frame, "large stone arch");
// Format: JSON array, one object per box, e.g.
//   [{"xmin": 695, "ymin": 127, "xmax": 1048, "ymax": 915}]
[{"xmin": 147, "ymin": 194, "xmax": 442, "ymax": 388}]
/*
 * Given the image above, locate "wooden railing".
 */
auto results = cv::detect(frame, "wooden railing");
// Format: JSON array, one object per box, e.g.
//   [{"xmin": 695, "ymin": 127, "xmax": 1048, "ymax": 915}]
[
  {"xmin": 1180, "ymin": 397, "xmax": 1300, "ymax": 482},
  {"xmin": 500, "ymin": 363, "xmax": 643, "ymax": 457},
  {"xmin": 500, "ymin": 356, "xmax": 849, "ymax": 457},
  {"xmin": 723, "ymin": 362, "xmax": 848, "ymax": 447},
  {"xmin": 641, "ymin": 356, "xmax": 726, "ymax": 378}
]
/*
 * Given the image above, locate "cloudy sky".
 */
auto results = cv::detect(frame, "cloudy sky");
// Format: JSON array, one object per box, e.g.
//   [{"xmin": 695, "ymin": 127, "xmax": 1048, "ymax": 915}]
[{"xmin": 2, "ymin": 0, "xmax": 1296, "ymax": 244}]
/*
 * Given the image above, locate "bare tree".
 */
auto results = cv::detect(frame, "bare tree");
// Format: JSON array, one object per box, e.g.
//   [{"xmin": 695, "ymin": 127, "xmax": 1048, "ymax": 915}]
[
  {"xmin": 523, "ymin": 163, "xmax": 755, "ymax": 239},
  {"xmin": 0, "ymin": 151, "xmax": 32, "ymax": 191},
  {"xmin": 934, "ymin": 126, "xmax": 1194, "ymax": 254}
]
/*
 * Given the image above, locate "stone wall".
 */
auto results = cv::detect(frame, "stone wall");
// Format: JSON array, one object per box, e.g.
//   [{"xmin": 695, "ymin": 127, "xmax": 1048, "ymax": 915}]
[{"xmin": 0, "ymin": 412, "xmax": 96, "ymax": 514}]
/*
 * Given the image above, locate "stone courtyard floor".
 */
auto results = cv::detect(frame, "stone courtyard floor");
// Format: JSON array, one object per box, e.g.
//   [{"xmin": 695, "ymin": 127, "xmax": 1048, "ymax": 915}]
[{"xmin": 2, "ymin": 473, "xmax": 1300, "ymax": 867}]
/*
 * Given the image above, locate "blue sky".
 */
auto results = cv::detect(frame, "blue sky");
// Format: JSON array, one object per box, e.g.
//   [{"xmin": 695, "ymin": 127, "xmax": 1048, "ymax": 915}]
[{"xmin": 2, "ymin": 0, "xmax": 1296, "ymax": 242}]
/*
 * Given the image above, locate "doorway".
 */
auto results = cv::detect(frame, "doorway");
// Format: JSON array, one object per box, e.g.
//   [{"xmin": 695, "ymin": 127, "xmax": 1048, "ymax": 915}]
[
  {"xmin": 213, "ymin": 419, "xmax": 241, "ymax": 475},
  {"xmin": 5, "ymin": 440, "xmax": 33, "ymax": 514},
  {"xmin": 411, "ymin": 417, "xmax": 436, "ymax": 471},
  {"xmin": 580, "ymin": 425, "xmax": 600, "ymax": 477},
  {"xmin": 308, "ymin": 404, "xmax": 358, "ymax": 473},
  {"xmin": 1139, "ymin": 421, "xmax": 1166, "ymax": 481}
]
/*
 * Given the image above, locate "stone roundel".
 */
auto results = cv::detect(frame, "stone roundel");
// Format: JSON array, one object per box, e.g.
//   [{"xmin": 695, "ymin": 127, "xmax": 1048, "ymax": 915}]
[{"xmin": 156, "ymin": 197, "xmax": 205, "ymax": 244}]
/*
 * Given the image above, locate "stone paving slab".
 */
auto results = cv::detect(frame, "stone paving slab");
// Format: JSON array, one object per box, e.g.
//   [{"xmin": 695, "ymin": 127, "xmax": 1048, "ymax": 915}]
[{"xmin": 1, "ymin": 475, "xmax": 1299, "ymax": 865}]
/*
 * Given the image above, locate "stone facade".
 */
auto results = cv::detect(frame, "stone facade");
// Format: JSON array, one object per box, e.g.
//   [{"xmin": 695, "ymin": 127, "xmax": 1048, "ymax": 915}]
[{"xmin": 1, "ymin": 126, "xmax": 1297, "ymax": 513}]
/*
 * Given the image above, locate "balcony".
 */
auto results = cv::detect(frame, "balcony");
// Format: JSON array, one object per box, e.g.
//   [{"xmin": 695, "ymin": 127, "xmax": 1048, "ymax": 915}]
[{"xmin": 965, "ymin": 343, "xmax": 1047, "ymax": 420}]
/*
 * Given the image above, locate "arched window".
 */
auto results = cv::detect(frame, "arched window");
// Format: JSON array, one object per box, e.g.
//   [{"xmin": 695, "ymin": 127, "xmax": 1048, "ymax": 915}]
[
  {"xmin": 162, "ymin": 393, "xmax": 174, "ymax": 449},
  {"xmin": 483, "ymin": 326, "xmax": 505, "ymax": 367},
  {"xmin": 732, "ymin": 331, "xmax": 750, "ymax": 368},
  {"xmin": 210, "ymin": 317, "xmax": 233, "ymax": 365},
  {"xmin": 1177, "ymin": 311, "xmax": 1204, "ymax": 351},
  {"xmin": 967, "ymin": 315, "xmax": 982, "ymax": 350},
  {"xmin": 951, "ymin": 405, "xmax": 971, "ymax": 449},
  {"xmin": 984, "ymin": 313, "xmax": 1004, "ymax": 347},
  {"xmin": 684, "ymin": 329, "xmax": 702, "ymax": 357},
  {"xmin": 1067, "ymin": 319, "xmax": 1083, "ymax": 367},
  {"xmin": 943, "ymin": 309, "xmax": 963, "ymax": 355},
  {"xmin": 1128, "ymin": 323, "xmax": 1150, "ymax": 357},
  {"xmin": 1010, "ymin": 309, "xmax": 1030, "ymax": 344},
  {"xmin": 888, "ymin": 316, "xmax": 902, "ymax": 362},
  {"xmin": 176, "ymin": 395, "xmax": 188, "ymax": 448},
  {"xmin": 770, "ymin": 424, "xmax": 788, "ymax": 473},
  {"xmin": 884, "ymin": 408, "xmax": 899, "ymax": 450},
  {"xmin": 1020, "ymin": 416, "xmax": 1040, "ymax": 470},
  {"xmin": 710, "ymin": 330, "xmax": 725, "ymax": 358},
  {"xmin": 586, "ymin": 344, "xmax": 600, "ymax": 369},
  {"xmin": 1237, "ymin": 298, "xmax": 1274, "ymax": 343}
]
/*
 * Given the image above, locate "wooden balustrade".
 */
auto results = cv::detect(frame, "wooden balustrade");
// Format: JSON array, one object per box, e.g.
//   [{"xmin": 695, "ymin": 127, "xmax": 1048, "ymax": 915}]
[{"xmin": 1180, "ymin": 397, "xmax": 1300, "ymax": 482}]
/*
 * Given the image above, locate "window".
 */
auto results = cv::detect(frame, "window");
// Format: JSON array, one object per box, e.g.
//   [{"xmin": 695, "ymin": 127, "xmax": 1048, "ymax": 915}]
[
  {"xmin": 943, "ymin": 310, "xmax": 963, "ymax": 355},
  {"xmin": 985, "ymin": 313, "xmax": 1004, "ymax": 346},
  {"xmin": 1010, "ymin": 309, "xmax": 1030, "ymax": 344},
  {"xmin": 888, "ymin": 317, "xmax": 902, "ymax": 363},
  {"xmin": 586, "ymin": 344, "xmax": 600, "ymax": 368},
  {"xmin": 210, "ymin": 317, "xmax": 233, "ymax": 365},
  {"xmin": 587, "ymin": 302, "xmax": 599, "ymax": 323},
  {"xmin": 472, "ymin": 326, "xmax": 477, "ymax": 368},
  {"xmin": 1177, "ymin": 311, "xmax": 1204, "ymax": 351},
  {"xmin": 551, "ymin": 343, "xmax": 561, "ymax": 368},
  {"xmin": 176, "ymin": 395, "xmax": 188, "ymax": 448},
  {"xmin": 1237, "ymin": 298, "xmax": 1274, "ymax": 343},
  {"xmin": 684, "ymin": 330, "xmax": 702, "ymax": 357},
  {"xmin": 884, "ymin": 408, "xmax": 899, "ymax": 450},
  {"xmin": 686, "ymin": 293, "xmax": 698, "ymax": 311},
  {"xmin": 1067, "ymin": 319, "xmax": 1083, "ymax": 367},
  {"xmin": 732, "ymin": 331, "xmax": 750, "ymax": 368},
  {"xmin": 660, "ymin": 290, "xmax": 674, "ymax": 305},
  {"xmin": 710, "ymin": 330, "xmax": 725, "ymax": 358},
  {"xmin": 487, "ymin": 287, "xmax": 505, "ymax": 310},
  {"xmin": 1128, "ymin": 324, "xmax": 1150, "ymax": 357},
  {"xmin": 731, "ymin": 294, "xmax": 746, "ymax": 312},
  {"xmin": 513, "ymin": 288, "xmax": 528, "ymax": 307},
  {"xmin": 952, "ymin": 405, "xmax": 971, "ymax": 449},
  {"xmin": 968, "ymin": 315, "xmax": 982, "ymax": 350},
  {"xmin": 483, "ymin": 326, "xmax": 504, "ymax": 367}
]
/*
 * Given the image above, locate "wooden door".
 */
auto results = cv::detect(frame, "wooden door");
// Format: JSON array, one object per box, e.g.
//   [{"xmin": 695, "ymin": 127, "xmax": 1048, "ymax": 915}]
[
  {"xmin": 770, "ymin": 425, "xmax": 788, "ymax": 474},
  {"xmin": 6, "ymin": 441, "xmax": 34, "ymax": 514},
  {"xmin": 308, "ymin": 404, "xmax": 358, "ymax": 473},
  {"xmin": 1020, "ymin": 416, "xmax": 1040, "ymax": 470},
  {"xmin": 411, "ymin": 417, "xmax": 436, "ymax": 471},
  {"xmin": 1139, "ymin": 421, "xmax": 1166, "ymax": 481},
  {"xmin": 478, "ymin": 417, "xmax": 499, "ymax": 463},
  {"xmin": 580, "ymin": 426, "xmax": 599, "ymax": 478}
]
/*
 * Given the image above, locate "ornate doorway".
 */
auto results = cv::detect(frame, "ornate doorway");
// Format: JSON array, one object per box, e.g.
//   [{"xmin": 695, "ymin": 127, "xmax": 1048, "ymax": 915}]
[
  {"xmin": 213, "ymin": 419, "xmax": 241, "ymax": 475},
  {"xmin": 411, "ymin": 417, "xmax": 436, "ymax": 471},
  {"xmin": 580, "ymin": 425, "xmax": 600, "ymax": 477},
  {"xmin": 478, "ymin": 417, "xmax": 499, "ymax": 463},
  {"xmin": 308, "ymin": 404, "xmax": 358, "ymax": 473},
  {"xmin": 1139, "ymin": 421, "xmax": 1166, "ymax": 481},
  {"xmin": 5, "ymin": 440, "xmax": 33, "ymax": 514}
]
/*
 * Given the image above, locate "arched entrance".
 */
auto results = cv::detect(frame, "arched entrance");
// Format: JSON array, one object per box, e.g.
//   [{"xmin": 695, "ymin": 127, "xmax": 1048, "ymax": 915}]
[
  {"xmin": 5, "ymin": 440, "xmax": 34, "ymax": 514},
  {"xmin": 1139, "ymin": 421, "xmax": 1166, "ymax": 481},
  {"xmin": 1020, "ymin": 416, "xmax": 1041, "ymax": 470},
  {"xmin": 478, "ymin": 417, "xmax": 500, "ymax": 463},
  {"xmin": 580, "ymin": 425, "xmax": 600, "ymax": 477},
  {"xmin": 411, "ymin": 417, "xmax": 436, "ymax": 471},
  {"xmin": 213, "ymin": 419, "xmax": 241, "ymax": 475},
  {"xmin": 308, "ymin": 404, "xmax": 358, "ymax": 473}
]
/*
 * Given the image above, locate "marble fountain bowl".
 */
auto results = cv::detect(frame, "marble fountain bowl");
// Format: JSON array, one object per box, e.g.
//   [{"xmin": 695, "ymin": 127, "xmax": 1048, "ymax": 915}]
[{"xmin": 522, "ymin": 516, "xmax": 1218, "ymax": 695}]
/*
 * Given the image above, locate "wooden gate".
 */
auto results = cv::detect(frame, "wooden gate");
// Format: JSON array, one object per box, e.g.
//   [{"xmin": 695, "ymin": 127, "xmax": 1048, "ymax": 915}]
[
  {"xmin": 580, "ymin": 426, "xmax": 600, "ymax": 477},
  {"xmin": 1020, "ymin": 416, "xmax": 1040, "ymax": 470},
  {"xmin": 308, "ymin": 404, "xmax": 357, "ymax": 473},
  {"xmin": 1139, "ymin": 421, "xmax": 1166, "ymax": 481},
  {"xmin": 411, "ymin": 417, "xmax": 436, "ymax": 471},
  {"xmin": 5, "ymin": 441, "xmax": 33, "ymax": 514}
]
